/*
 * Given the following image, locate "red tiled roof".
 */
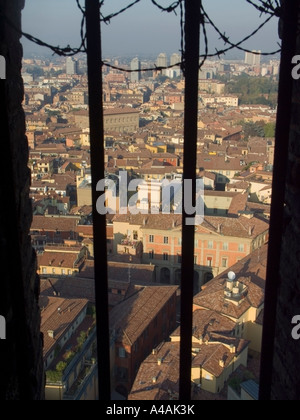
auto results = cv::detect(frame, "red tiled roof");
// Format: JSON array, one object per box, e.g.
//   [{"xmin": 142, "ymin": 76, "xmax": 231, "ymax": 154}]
[
  {"xmin": 194, "ymin": 244, "xmax": 268, "ymax": 319},
  {"xmin": 40, "ymin": 277, "xmax": 95, "ymax": 303},
  {"xmin": 113, "ymin": 213, "xmax": 269, "ymax": 239},
  {"xmin": 171, "ymin": 309, "xmax": 236, "ymax": 341},
  {"xmin": 31, "ymin": 215, "xmax": 80, "ymax": 232},
  {"xmin": 109, "ymin": 286, "xmax": 178, "ymax": 345},
  {"xmin": 40, "ymin": 296, "xmax": 88, "ymax": 358},
  {"xmin": 38, "ymin": 251, "xmax": 80, "ymax": 269}
]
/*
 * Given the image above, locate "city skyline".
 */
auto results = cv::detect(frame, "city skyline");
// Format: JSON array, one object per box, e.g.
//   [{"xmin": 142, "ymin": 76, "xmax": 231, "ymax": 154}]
[{"xmin": 21, "ymin": 0, "xmax": 280, "ymax": 59}]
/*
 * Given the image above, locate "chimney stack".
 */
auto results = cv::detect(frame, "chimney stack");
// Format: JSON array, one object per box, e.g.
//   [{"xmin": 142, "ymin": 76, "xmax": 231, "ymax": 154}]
[
  {"xmin": 230, "ymin": 344, "xmax": 236, "ymax": 354},
  {"xmin": 48, "ymin": 330, "xmax": 55, "ymax": 339}
]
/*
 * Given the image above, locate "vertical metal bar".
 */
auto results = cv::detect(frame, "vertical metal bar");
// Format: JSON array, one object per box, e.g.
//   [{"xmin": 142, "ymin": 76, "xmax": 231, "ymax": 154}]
[
  {"xmin": 259, "ymin": 0, "xmax": 298, "ymax": 401},
  {"xmin": 85, "ymin": 0, "xmax": 111, "ymax": 400},
  {"xmin": 180, "ymin": 0, "xmax": 201, "ymax": 401}
]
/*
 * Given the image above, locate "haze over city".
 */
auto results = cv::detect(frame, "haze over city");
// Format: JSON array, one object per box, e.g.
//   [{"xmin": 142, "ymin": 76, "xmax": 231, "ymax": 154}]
[{"xmin": 22, "ymin": 0, "xmax": 280, "ymax": 58}]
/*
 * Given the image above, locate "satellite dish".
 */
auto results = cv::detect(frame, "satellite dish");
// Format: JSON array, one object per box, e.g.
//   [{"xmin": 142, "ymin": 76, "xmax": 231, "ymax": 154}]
[{"xmin": 228, "ymin": 271, "xmax": 236, "ymax": 281}]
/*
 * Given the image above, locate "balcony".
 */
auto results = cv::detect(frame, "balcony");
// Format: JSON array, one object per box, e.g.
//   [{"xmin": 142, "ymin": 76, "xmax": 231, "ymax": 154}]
[
  {"xmin": 63, "ymin": 360, "xmax": 98, "ymax": 400},
  {"xmin": 117, "ymin": 240, "xmax": 143, "ymax": 258}
]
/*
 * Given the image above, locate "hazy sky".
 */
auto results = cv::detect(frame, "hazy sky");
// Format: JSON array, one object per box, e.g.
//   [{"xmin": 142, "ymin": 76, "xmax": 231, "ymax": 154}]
[{"xmin": 21, "ymin": 0, "xmax": 280, "ymax": 59}]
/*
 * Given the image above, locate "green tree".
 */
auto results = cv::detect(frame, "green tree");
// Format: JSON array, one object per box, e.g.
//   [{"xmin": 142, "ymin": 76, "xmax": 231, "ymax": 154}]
[
  {"xmin": 225, "ymin": 74, "xmax": 278, "ymax": 107},
  {"xmin": 242, "ymin": 121, "xmax": 265, "ymax": 139},
  {"xmin": 26, "ymin": 66, "xmax": 44, "ymax": 78},
  {"xmin": 63, "ymin": 350, "xmax": 76, "ymax": 364},
  {"xmin": 264, "ymin": 122, "xmax": 276, "ymax": 137},
  {"xmin": 156, "ymin": 74, "xmax": 168, "ymax": 83},
  {"xmin": 56, "ymin": 361, "xmax": 67, "ymax": 373},
  {"xmin": 46, "ymin": 370, "xmax": 63, "ymax": 383}
]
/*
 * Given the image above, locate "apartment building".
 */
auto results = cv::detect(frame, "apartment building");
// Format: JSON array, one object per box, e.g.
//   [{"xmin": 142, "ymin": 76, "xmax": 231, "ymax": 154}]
[
  {"xmin": 129, "ymin": 244, "xmax": 268, "ymax": 399},
  {"xmin": 38, "ymin": 245, "xmax": 87, "ymax": 277},
  {"xmin": 129, "ymin": 311, "xmax": 249, "ymax": 399},
  {"xmin": 113, "ymin": 213, "xmax": 269, "ymax": 293},
  {"xmin": 109, "ymin": 285, "xmax": 178, "ymax": 397},
  {"xmin": 30, "ymin": 215, "xmax": 80, "ymax": 243},
  {"xmin": 41, "ymin": 296, "xmax": 98, "ymax": 400},
  {"xmin": 74, "ymin": 108, "xmax": 140, "ymax": 133},
  {"xmin": 193, "ymin": 244, "xmax": 268, "ymax": 353},
  {"xmin": 199, "ymin": 79, "xmax": 225, "ymax": 94}
]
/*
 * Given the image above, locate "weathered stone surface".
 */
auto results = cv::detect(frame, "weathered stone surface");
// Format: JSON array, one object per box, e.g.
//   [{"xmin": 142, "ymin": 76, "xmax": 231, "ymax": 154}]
[
  {"xmin": 0, "ymin": 0, "xmax": 44, "ymax": 400},
  {"xmin": 270, "ymin": 0, "xmax": 300, "ymax": 400}
]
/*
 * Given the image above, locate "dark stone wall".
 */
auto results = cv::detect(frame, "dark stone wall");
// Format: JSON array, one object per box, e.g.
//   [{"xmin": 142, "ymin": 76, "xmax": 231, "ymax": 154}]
[
  {"xmin": 270, "ymin": 0, "xmax": 300, "ymax": 401},
  {"xmin": 0, "ymin": 0, "xmax": 44, "ymax": 400}
]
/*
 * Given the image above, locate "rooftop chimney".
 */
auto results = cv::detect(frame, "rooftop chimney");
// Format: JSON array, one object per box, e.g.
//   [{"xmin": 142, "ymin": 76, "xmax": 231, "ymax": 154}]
[
  {"xmin": 48, "ymin": 330, "xmax": 55, "ymax": 339},
  {"xmin": 230, "ymin": 344, "xmax": 236, "ymax": 354},
  {"xmin": 157, "ymin": 358, "xmax": 162, "ymax": 366}
]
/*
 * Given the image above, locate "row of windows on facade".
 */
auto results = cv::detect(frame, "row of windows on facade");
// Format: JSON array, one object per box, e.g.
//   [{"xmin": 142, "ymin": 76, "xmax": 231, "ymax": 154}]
[
  {"xmin": 106, "ymin": 127, "xmax": 137, "ymax": 132},
  {"xmin": 147, "ymin": 251, "xmax": 229, "ymax": 267},
  {"xmin": 42, "ymin": 268, "xmax": 73, "ymax": 275},
  {"xmin": 148, "ymin": 235, "xmax": 245, "ymax": 251},
  {"xmin": 105, "ymin": 117, "xmax": 137, "ymax": 124}
]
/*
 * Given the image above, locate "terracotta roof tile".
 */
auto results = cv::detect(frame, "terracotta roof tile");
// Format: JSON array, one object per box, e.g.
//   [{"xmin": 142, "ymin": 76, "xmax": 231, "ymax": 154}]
[
  {"xmin": 40, "ymin": 277, "xmax": 95, "ymax": 303},
  {"xmin": 128, "ymin": 342, "xmax": 180, "ymax": 400},
  {"xmin": 38, "ymin": 251, "xmax": 80, "ymax": 269},
  {"xmin": 129, "ymin": 336, "xmax": 248, "ymax": 399},
  {"xmin": 40, "ymin": 296, "xmax": 88, "ymax": 358},
  {"xmin": 31, "ymin": 215, "xmax": 80, "ymax": 232},
  {"xmin": 109, "ymin": 286, "xmax": 178, "ymax": 346},
  {"xmin": 194, "ymin": 244, "xmax": 268, "ymax": 319},
  {"xmin": 113, "ymin": 213, "xmax": 269, "ymax": 239},
  {"xmin": 171, "ymin": 309, "xmax": 236, "ymax": 341}
]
